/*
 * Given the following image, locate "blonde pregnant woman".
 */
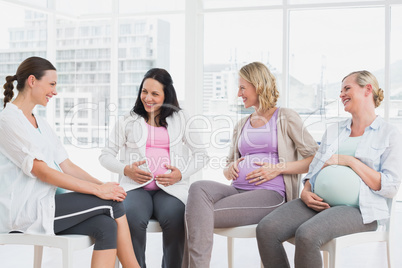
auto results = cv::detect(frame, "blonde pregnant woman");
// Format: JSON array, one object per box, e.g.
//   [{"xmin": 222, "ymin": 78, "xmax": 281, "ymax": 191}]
[
  {"xmin": 256, "ymin": 70, "xmax": 402, "ymax": 268},
  {"xmin": 183, "ymin": 62, "xmax": 318, "ymax": 268}
]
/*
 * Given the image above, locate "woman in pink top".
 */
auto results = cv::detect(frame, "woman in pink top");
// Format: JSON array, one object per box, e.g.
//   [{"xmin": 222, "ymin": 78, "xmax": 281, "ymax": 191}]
[{"xmin": 99, "ymin": 68, "xmax": 209, "ymax": 268}]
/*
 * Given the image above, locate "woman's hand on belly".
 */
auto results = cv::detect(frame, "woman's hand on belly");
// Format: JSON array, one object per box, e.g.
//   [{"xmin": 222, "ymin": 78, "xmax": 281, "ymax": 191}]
[
  {"xmin": 322, "ymin": 154, "xmax": 353, "ymax": 169},
  {"xmin": 124, "ymin": 160, "xmax": 152, "ymax": 184},
  {"xmin": 155, "ymin": 164, "xmax": 182, "ymax": 187},
  {"xmin": 225, "ymin": 157, "xmax": 245, "ymax": 181},
  {"xmin": 245, "ymin": 162, "xmax": 281, "ymax": 185}
]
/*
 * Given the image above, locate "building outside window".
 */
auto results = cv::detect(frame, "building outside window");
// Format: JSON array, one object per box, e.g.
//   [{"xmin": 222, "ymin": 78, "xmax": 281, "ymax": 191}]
[{"xmin": 0, "ymin": 0, "xmax": 400, "ymax": 186}]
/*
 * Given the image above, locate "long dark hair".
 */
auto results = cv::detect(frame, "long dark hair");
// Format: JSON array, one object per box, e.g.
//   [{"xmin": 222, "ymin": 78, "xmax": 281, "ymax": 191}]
[
  {"xmin": 3, "ymin": 56, "xmax": 56, "ymax": 108},
  {"xmin": 132, "ymin": 68, "xmax": 180, "ymax": 127}
]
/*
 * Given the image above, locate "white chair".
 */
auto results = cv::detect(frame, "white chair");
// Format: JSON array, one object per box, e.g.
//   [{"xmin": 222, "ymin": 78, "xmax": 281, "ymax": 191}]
[
  {"xmin": 114, "ymin": 219, "xmax": 162, "ymax": 268},
  {"xmin": 0, "ymin": 233, "xmax": 94, "ymax": 268},
  {"xmin": 214, "ymin": 224, "xmax": 263, "ymax": 268},
  {"xmin": 214, "ymin": 197, "xmax": 396, "ymax": 268},
  {"xmin": 287, "ymin": 197, "xmax": 397, "ymax": 268},
  {"xmin": 212, "ymin": 178, "xmax": 304, "ymax": 268}
]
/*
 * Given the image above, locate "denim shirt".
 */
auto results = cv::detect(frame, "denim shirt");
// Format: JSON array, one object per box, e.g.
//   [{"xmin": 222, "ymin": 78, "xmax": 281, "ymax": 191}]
[{"xmin": 304, "ymin": 116, "xmax": 402, "ymax": 224}]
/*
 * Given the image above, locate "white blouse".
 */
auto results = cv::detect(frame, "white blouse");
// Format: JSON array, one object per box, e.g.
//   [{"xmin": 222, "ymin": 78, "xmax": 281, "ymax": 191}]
[
  {"xmin": 0, "ymin": 103, "xmax": 68, "ymax": 234},
  {"xmin": 99, "ymin": 110, "xmax": 209, "ymax": 204}
]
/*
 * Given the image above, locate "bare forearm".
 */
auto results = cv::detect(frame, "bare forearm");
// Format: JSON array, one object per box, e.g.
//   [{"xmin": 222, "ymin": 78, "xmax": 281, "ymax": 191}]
[
  {"xmin": 279, "ymin": 156, "xmax": 314, "ymax": 175},
  {"xmin": 347, "ymin": 156, "xmax": 381, "ymax": 191},
  {"xmin": 33, "ymin": 160, "xmax": 102, "ymax": 195},
  {"xmin": 59, "ymin": 159, "xmax": 103, "ymax": 185}
]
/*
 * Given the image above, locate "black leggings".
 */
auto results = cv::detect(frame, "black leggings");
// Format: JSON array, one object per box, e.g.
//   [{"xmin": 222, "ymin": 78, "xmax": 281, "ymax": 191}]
[{"xmin": 54, "ymin": 192, "xmax": 125, "ymax": 250}]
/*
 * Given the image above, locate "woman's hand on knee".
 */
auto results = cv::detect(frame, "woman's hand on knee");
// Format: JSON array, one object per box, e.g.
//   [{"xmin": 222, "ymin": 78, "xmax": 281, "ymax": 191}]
[{"xmin": 97, "ymin": 182, "xmax": 127, "ymax": 202}]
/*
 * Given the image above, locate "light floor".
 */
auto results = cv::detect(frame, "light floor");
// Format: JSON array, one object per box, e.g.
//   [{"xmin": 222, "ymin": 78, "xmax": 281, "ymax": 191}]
[{"xmin": 1, "ymin": 202, "xmax": 402, "ymax": 268}]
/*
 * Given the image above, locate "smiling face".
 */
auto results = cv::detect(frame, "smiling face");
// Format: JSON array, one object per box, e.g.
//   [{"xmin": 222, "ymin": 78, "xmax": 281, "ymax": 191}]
[
  {"xmin": 340, "ymin": 74, "xmax": 366, "ymax": 114},
  {"xmin": 238, "ymin": 76, "xmax": 259, "ymax": 109},
  {"xmin": 140, "ymin": 78, "xmax": 165, "ymax": 115},
  {"xmin": 31, "ymin": 70, "xmax": 57, "ymax": 107}
]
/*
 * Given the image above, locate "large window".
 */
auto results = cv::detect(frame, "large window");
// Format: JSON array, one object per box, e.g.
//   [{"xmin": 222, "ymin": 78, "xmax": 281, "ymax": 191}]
[
  {"xmin": 204, "ymin": 0, "xmax": 282, "ymax": 9},
  {"xmin": 0, "ymin": 0, "xmax": 184, "ymax": 180},
  {"xmin": 119, "ymin": 0, "xmax": 184, "ymax": 13},
  {"xmin": 390, "ymin": 5, "xmax": 402, "ymax": 133},
  {"xmin": 200, "ymin": 1, "xmax": 401, "ymax": 182},
  {"xmin": 289, "ymin": 8, "xmax": 384, "ymax": 113},
  {"xmin": 290, "ymin": 0, "xmax": 378, "ymax": 3},
  {"xmin": 56, "ymin": 0, "xmax": 113, "ymax": 15},
  {"xmin": 0, "ymin": 0, "xmax": 401, "ymax": 183},
  {"xmin": 203, "ymin": 10, "xmax": 283, "ymax": 183},
  {"xmin": 0, "ymin": 3, "xmax": 47, "ymax": 110},
  {"xmin": 288, "ymin": 7, "xmax": 385, "ymax": 140},
  {"xmin": 204, "ymin": 10, "xmax": 283, "ymax": 113},
  {"xmin": 118, "ymin": 13, "xmax": 185, "ymax": 112}
]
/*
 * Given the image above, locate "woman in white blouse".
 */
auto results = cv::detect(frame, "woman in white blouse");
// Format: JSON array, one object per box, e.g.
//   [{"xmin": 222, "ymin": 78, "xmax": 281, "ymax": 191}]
[
  {"xmin": 99, "ymin": 68, "xmax": 209, "ymax": 268},
  {"xmin": 0, "ymin": 57, "xmax": 139, "ymax": 268}
]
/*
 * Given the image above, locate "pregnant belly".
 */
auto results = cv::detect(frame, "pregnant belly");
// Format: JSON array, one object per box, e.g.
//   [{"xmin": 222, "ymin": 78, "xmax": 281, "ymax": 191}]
[
  {"xmin": 233, "ymin": 153, "xmax": 279, "ymax": 188},
  {"xmin": 314, "ymin": 165, "xmax": 361, "ymax": 207},
  {"xmin": 146, "ymin": 147, "xmax": 170, "ymax": 177}
]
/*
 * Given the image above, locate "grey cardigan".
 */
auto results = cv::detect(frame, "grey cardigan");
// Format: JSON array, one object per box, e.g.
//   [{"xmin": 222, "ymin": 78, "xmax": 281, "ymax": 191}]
[{"xmin": 226, "ymin": 107, "xmax": 319, "ymax": 201}]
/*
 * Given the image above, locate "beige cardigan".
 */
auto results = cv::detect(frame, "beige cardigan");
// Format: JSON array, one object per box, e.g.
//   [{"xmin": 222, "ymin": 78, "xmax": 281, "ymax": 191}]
[{"xmin": 226, "ymin": 107, "xmax": 319, "ymax": 201}]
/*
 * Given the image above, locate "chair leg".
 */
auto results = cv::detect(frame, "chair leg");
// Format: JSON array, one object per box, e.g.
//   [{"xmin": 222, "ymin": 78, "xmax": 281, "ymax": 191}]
[
  {"xmin": 115, "ymin": 256, "xmax": 120, "ymax": 268},
  {"xmin": 327, "ymin": 250, "xmax": 338, "ymax": 268},
  {"xmin": 33, "ymin": 245, "xmax": 43, "ymax": 268},
  {"xmin": 386, "ymin": 240, "xmax": 392, "ymax": 268},
  {"xmin": 323, "ymin": 251, "xmax": 329, "ymax": 268},
  {"xmin": 62, "ymin": 249, "xmax": 73, "ymax": 268},
  {"xmin": 227, "ymin": 237, "xmax": 234, "ymax": 268}
]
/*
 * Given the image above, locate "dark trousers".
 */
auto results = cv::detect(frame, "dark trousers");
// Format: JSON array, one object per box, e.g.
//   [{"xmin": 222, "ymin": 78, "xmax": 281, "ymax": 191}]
[
  {"xmin": 54, "ymin": 192, "xmax": 125, "ymax": 250},
  {"xmin": 125, "ymin": 188, "xmax": 185, "ymax": 268}
]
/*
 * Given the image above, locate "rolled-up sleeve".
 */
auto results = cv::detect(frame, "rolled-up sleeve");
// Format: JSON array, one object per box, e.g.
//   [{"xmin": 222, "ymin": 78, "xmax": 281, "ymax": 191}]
[
  {"xmin": 373, "ymin": 128, "xmax": 402, "ymax": 198},
  {"xmin": 0, "ymin": 116, "xmax": 46, "ymax": 178}
]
